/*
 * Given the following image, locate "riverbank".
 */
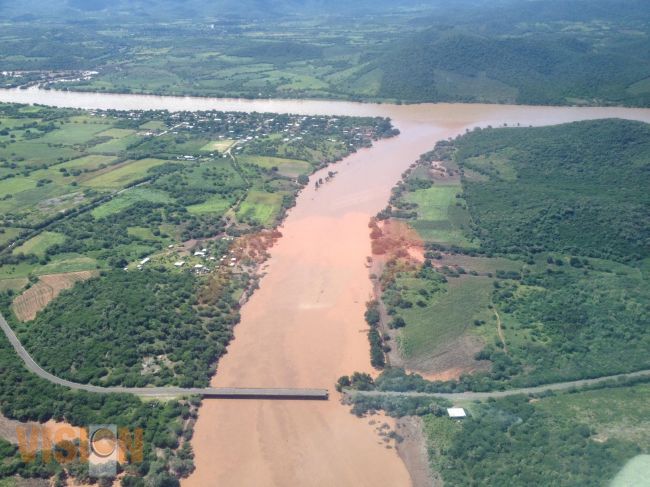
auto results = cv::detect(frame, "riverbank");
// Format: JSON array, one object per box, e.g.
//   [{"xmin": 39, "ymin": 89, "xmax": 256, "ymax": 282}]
[{"xmin": 2, "ymin": 87, "xmax": 650, "ymax": 486}]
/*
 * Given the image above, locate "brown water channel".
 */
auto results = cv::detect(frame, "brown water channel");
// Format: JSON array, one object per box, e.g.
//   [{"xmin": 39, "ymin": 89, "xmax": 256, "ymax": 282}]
[{"xmin": 3, "ymin": 87, "xmax": 649, "ymax": 486}]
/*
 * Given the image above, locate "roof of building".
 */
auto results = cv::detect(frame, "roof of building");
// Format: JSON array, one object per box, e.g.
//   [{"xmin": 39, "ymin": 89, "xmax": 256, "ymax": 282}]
[{"xmin": 447, "ymin": 407, "xmax": 467, "ymax": 418}]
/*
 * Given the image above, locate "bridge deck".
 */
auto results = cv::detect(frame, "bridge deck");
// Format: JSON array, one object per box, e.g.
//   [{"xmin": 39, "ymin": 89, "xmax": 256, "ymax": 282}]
[{"xmin": 201, "ymin": 388, "xmax": 328, "ymax": 400}]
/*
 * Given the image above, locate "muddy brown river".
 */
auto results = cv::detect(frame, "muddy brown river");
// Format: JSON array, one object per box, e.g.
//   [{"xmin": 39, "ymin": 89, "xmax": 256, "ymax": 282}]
[{"xmin": 2, "ymin": 87, "xmax": 650, "ymax": 486}]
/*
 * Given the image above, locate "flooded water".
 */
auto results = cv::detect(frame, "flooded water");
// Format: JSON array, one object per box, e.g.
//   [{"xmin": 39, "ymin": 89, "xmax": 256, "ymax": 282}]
[{"xmin": 2, "ymin": 87, "xmax": 649, "ymax": 486}]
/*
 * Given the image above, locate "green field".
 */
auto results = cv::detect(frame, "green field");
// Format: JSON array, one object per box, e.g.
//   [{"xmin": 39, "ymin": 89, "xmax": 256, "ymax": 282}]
[
  {"xmin": 200, "ymin": 139, "xmax": 237, "ymax": 152},
  {"xmin": 407, "ymin": 186, "xmax": 460, "ymax": 221},
  {"xmin": 12, "ymin": 231, "xmax": 65, "ymax": 257},
  {"xmin": 0, "ymin": 253, "xmax": 98, "ymax": 279},
  {"xmin": 0, "ymin": 141, "xmax": 82, "ymax": 166},
  {"xmin": 187, "ymin": 195, "xmax": 232, "ymax": 215},
  {"xmin": 396, "ymin": 276, "xmax": 494, "ymax": 366},
  {"xmin": 82, "ymin": 158, "xmax": 168, "ymax": 189},
  {"xmin": 91, "ymin": 187, "xmax": 171, "ymax": 218},
  {"xmin": 59, "ymin": 154, "xmax": 117, "ymax": 172},
  {"xmin": 404, "ymin": 185, "xmax": 475, "ymax": 247},
  {"xmin": 0, "ymin": 228, "xmax": 22, "ymax": 246},
  {"xmin": 127, "ymin": 226, "xmax": 157, "ymax": 240},
  {"xmin": 0, "ymin": 277, "xmax": 28, "ymax": 292},
  {"xmin": 38, "ymin": 121, "xmax": 109, "ymax": 145},
  {"xmin": 97, "ymin": 128, "xmax": 136, "ymax": 139},
  {"xmin": 139, "ymin": 120, "xmax": 166, "ymax": 130},
  {"xmin": 236, "ymin": 190, "xmax": 284, "ymax": 226},
  {"xmin": 238, "ymin": 155, "xmax": 311, "ymax": 177},
  {"xmin": 90, "ymin": 134, "xmax": 142, "ymax": 153},
  {"xmin": 36, "ymin": 255, "xmax": 99, "ymax": 275},
  {"xmin": 0, "ymin": 176, "xmax": 36, "ymax": 197},
  {"xmin": 536, "ymin": 382, "xmax": 650, "ymax": 449}
]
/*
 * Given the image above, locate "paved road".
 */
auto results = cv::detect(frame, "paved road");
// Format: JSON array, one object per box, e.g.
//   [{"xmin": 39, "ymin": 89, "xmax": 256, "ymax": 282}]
[
  {"xmin": 349, "ymin": 369, "xmax": 650, "ymax": 402},
  {"xmin": 3, "ymin": 310, "xmax": 648, "ymax": 401},
  {"xmin": 0, "ymin": 312, "xmax": 328, "ymax": 400}
]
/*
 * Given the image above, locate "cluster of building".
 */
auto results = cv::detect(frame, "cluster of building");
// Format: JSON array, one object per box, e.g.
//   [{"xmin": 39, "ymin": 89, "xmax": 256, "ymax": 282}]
[{"xmin": 82, "ymin": 108, "xmax": 380, "ymax": 158}]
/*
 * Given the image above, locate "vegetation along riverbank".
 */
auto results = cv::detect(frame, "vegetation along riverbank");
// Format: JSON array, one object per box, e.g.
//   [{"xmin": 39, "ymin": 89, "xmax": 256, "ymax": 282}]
[
  {"xmin": 343, "ymin": 118, "xmax": 650, "ymax": 485},
  {"xmin": 0, "ymin": 101, "xmax": 397, "ymax": 485}
]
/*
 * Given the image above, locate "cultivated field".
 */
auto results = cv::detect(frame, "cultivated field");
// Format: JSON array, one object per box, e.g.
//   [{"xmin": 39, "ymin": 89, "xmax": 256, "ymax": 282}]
[
  {"xmin": 236, "ymin": 190, "xmax": 284, "ymax": 226},
  {"xmin": 81, "ymin": 158, "xmax": 168, "ymax": 189},
  {"xmin": 397, "ymin": 276, "xmax": 494, "ymax": 378},
  {"xmin": 11, "ymin": 270, "xmax": 97, "ymax": 321},
  {"xmin": 406, "ymin": 184, "xmax": 475, "ymax": 248},
  {"xmin": 12, "ymin": 232, "xmax": 65, "ymax": 257},
  {"xmin": 238, "ymin": 154, "xmax": 311, "ymax": 178}
]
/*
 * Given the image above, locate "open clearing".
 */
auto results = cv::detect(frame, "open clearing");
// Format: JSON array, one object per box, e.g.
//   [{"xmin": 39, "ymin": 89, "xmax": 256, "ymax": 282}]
[
  {"xmin": 139, "ymin": 120, "xmax": 166, "ymax": 130},
  {"xmin": 38, "ymin": 121, "xmax": 109, "ymax": 145},
  {"xmin": 0, "ymin": 176, "xmax": 36, "ymax": 198},
  {"xmin": 12, "ymin": 232, "xmax": 65, "ymax": 257},
  {"xmin": 187, "ymin": 195, "xmax": 232, "ymax": 215},
  {"xmin": 82, "ymin": 158, "xmax": 168, "ymax": 189},
  {"xmin": 239, "ymin": 154, "xmax": 311, "ymax": 177},
  {"xmin": 91, "ymin": 187, "xmax": 171, "ymax": 218},
  {"xmin": 97, "ymin": 128, "xmax": 136, "ymax": 139},
  {"xmin": 236, "ymin": 190, "xmax": 284, "ymax": 226},
  {"xmin": 90, "ymin": 134, "xmax": 141, "ymax": 153},
  {"xmin": 398, "ymin": 276, "xmax": 493, "ymax": 377},
  {"xmin": 0, "ymin": 278, "xmax": 28, "ymax": 292},
  {"xmin": 0, "ymin": 141, "xmax": 82, "ymax": 167},
  {"xmin": 406, "ymin": 184, "xmax": 475, "ymax": 247},
  {"xmin": 200, "ymin": 139, "xmax": 237, "ymax": 152},
  {"xmin": 11, "ymin": 270, "xmax": 98, "ymax": 321},
  {"xmin": 0, "ymin": 227, "xmax": 22, "ymax": 246},
  {"xmin": 59, "ymin": 154, "xmax": 117, "ymax": 172},
  {"xmin": 536, "ymin": 382, "xmax": 650, "ymax": 449}
]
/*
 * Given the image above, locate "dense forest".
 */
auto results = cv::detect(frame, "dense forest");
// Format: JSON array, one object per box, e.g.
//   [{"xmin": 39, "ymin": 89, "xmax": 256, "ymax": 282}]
[
  {"xmin": 18, "ymin": 269, "xmax": 238, "ymax": 387},
  {"xmin": 431, "ymin": 393, "xmax": 644, "ymax": 486},
  {"xmin": 374, "ymin": 0, "xmax": 650, "ymax": 105},
  {"xmin": 457, "ymin": 120, "xmax": 650, "ymax": 262},
  {"xmin": 0, "ymin": 294, "xmax": 195, "ymax": 485}
]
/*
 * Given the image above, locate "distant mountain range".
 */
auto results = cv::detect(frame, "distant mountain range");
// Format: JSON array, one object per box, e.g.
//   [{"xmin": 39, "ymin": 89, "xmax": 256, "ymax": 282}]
[{"xmin": 0, "ymin": 0, "xmax": 456, "ymax": 19}]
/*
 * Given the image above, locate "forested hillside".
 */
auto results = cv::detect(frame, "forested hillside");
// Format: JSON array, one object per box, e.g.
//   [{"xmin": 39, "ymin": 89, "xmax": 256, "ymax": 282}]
[
  {"xmin": 1, "ymin": 0, "xmax": 649, "ymax": 105},
  {"xmin": 374, "ymin": 0, "xmax": 650, "ymax": 105},
  {"xmin": 457, "ymin": 120, "xmax": 650, "ymax": 261}
]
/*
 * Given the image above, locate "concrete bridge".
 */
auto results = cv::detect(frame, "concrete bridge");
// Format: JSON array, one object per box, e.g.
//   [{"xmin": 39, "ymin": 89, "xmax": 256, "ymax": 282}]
[
  {"xmin": 0, "ymin": 312, "xmax": 328, "ymax": 400},
  {"xmin": 5, "ymin": 308, "xmax": 647, "ymax": 403}
]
